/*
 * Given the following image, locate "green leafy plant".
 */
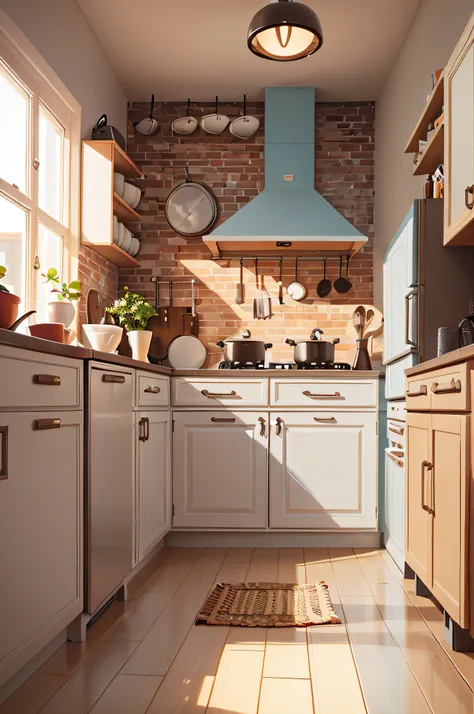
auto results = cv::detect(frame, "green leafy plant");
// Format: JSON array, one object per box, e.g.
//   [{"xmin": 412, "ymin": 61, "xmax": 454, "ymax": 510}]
[
  {"xmin": 106, "ymin": 287, "xmax": 155, "ymax": 331},
  {"xmin": 0, "ymin": 266, "xmax": 9, "ymax": 293},
  {"xmin": 42, "ymin": 267, "xmax": 81, "ymax": 301}
]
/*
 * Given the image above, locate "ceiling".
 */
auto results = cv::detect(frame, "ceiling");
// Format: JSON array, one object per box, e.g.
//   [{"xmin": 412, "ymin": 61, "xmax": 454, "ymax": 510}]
[{"xmin": 77, "ymin": 0, "xmax": 421, "ymax": 102}]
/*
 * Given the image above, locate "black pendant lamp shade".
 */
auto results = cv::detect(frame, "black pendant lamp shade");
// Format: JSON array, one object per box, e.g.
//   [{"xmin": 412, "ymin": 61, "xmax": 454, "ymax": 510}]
[{"xmin": 248, "ymin": 0, "xmax": 323, "ymax": 61}]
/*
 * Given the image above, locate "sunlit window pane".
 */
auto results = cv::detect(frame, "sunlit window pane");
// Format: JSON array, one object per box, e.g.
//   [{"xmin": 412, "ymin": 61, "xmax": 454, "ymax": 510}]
[
  {"xmin": 0, "ymin": 65, "xmax": 29, "ymax": 193},
  {"xmin": 36, "ymin": 223, "xmax": 63, "ymax": 322},
  {"xmin": 38, "ymin": 105, "xmax": 64, "ymax": 222},
  {"xmin": 0, "ymin": 195, "xmax": 27, "ymax": 305}
]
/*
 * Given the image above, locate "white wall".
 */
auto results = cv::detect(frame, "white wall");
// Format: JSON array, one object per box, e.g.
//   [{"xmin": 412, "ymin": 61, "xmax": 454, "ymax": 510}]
[
  {"xmin": 0, "ymin": 0, "xmax": 127, "ymax": 139},
  {"xmin": 374, "ymin": 0, "xmax": 473, "ymax": 308}
]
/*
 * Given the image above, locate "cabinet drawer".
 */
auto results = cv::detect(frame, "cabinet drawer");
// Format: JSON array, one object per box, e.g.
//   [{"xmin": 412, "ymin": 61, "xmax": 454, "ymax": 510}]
[
  {"xmin": 387, "ymin": 419, "xmax": 406, "ymax": 447},
  {"xmin": 387, "ymin": 401, "xmax": 406, "ymax": 421},
  {"xmin": 270, "ymin": 378, "xmax": 377, "ymax": 408},
  {"xmin": 171, "ymin": 377, "xmax": 268, "ymax": 407},
  {"xmin": 0, "ymin": 347, "xmax": 82, "ymax": 410},
  {"xmin": 406, "ymin": 363, "xmax": 469, "ymax": 412},
  {"xmin": 136, "ymin": 372, "xmax": 169, "ymax": 407}
]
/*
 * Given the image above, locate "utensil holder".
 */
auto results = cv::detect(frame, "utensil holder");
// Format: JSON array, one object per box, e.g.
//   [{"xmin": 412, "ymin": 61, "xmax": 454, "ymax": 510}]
[
  {"xmin": 437, "ymin": 326, "xmax": 459, "ymax": 356},
  {"xmin": 352, "ymin": 338, "xmax": 372, "ymax": 371}
]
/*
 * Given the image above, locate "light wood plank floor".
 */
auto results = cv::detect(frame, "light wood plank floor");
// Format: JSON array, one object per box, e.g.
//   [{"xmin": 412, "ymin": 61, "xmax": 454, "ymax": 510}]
[{"xmin": 2, "ymin": 547, "xmax": 474, "ymax": 714}]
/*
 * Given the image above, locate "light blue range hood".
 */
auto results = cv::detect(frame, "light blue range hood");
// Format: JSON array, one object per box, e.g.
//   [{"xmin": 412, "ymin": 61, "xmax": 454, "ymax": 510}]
[{"xmin": 204, "ymin": 87, "xmax": 367, "ymax": 258}]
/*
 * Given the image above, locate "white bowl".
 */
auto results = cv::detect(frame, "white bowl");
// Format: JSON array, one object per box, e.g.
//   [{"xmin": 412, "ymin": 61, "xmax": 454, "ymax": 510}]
[
  {"xmin": 122, "ymin": 228, "xmax": 132, "ymax": 253},
  {"xmin": 82, "ymin": 324, "xmax": 123, "ymax": 353},
  {"xmin": 114, "ymin": 172, "xmax": 125, "ymax": 197},
  {"xmin": 123, "ymin": 181, "xmax": 141, "ymax": 208},
  {"xmin": 117, "ymin": 222, "xmax": 125, "ymax": 247},
  {"xmin": 129, "ymin": 184, "xmax": 142, "ymax": 209},
  {"xmin": 129, "ymin": 236, "xmax": 140, "ymax": 256}
]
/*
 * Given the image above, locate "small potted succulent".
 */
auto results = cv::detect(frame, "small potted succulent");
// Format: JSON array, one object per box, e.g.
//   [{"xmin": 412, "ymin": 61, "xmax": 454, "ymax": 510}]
[
  {"xmin": 42, "ymin": 268, "xmax": 81, "ymax": 328},
  {"xmin": 0, "ymin": 266, "xmax": 21, "ymax": 329},
  {"xmin": 106, "ymin": 287, "xmax": 155, "ymax": 361}
]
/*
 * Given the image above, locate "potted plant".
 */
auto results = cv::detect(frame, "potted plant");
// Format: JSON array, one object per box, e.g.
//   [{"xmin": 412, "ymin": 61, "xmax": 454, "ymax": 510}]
[
  {"xmin": 0, "ymin": 266, "xmax": 21, "ymax": 329},
  {"xmin": 106, "ymin": 287, "xmax": 155, "ymax": 361},
  {"xmin": 42, "ymin": 268, "xmax": 81, "ymax": 328}
]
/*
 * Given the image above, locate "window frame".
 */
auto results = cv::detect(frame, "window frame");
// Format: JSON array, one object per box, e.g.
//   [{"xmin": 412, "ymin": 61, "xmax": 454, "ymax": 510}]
[{"xmin": 0, "ymin": 9, "xmax": 81, "ymax": 315}]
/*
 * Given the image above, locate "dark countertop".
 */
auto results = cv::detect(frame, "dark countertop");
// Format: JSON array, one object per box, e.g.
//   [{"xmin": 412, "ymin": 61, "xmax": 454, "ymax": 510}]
[
  {"xmin": 173, "ymin": 369, "xmax": 380, "ymax": 378},
  {"xmin": 406, "ymin": 344, "xmax": 474, "ymax": 377}
]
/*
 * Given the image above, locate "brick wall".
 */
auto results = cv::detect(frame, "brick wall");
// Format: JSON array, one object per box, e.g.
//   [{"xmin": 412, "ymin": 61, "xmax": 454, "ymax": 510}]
[
  {"xmin": 119, "ymin": 100, "xmax": 374, "ymax": 366},
  {"xmin": 78, "ymin": 245, "xmax": 117, "ymax": 325}
]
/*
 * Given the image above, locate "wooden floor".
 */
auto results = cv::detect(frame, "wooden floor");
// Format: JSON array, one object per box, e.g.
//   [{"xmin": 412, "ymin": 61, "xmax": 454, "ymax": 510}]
[{"xmin": 3, "ymin": 547, "xmax": 474, "ymax": 713}]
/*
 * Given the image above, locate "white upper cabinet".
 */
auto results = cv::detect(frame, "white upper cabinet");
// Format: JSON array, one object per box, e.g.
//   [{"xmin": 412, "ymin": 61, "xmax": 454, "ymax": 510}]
[
  {"xmin": 445, "ymin": 17, "xmax": 474, "ymax": 244},
  {"xmin": 172, "ymin": 411, "xmax": 268, "ymax": 529},
  {"xmin": 269, "ymin": 411, "xmax": 377, "ymax": 530}
]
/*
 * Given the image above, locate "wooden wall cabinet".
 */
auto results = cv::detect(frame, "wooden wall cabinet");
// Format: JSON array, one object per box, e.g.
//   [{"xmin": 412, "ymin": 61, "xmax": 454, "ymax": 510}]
[{"xmin": 444, "ymin": 14, "xmax": 474, "ymax": 245}]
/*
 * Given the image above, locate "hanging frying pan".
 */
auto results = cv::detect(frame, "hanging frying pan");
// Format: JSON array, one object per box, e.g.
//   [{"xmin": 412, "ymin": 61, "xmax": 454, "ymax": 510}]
[
  {"xmin": 229, "ymin": 94, "xmax": 260, "ymax": 139},
  {"xmin": 172, "ymin": 99, "xmax": 198, "ymax": 135},
  {"xmin": 287, "ymin": 258, "xmax": 307, "ymax": 301},
  {"xmin": 334, "ymin": 256, "xmax": 352, "ymax": 295},
  {"xmin": 200, "ymin": 96, "xmax": 230, "ymax": 135},
  {"xmin": 135, "ymin": 94, "xmax": 160, "ymax": 136},
  {"xmin": 165, "ymin": 162, "xmax": 218, "ymax": 237}
]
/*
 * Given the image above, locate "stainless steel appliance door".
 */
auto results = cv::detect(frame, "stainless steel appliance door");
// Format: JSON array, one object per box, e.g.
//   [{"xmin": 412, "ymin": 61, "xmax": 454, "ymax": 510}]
[{"xmin": 87, "ymin": 366, "xmax": 133, "ymax": 614}]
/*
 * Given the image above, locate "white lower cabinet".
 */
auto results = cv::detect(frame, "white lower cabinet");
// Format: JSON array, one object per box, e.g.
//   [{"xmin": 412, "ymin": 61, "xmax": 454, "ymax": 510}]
[
  {"xmin": 0, "ymin": 410, "xmax": 83, "ymax": 687},
  {"xmin": 269, "ymin": 412, "xmax": 377, "ymax": 529},
  {"xmin": 172, "ymin": 411, "xmax": 268, "ymax": 528},
  {"xmin": 136, "ymin": 410, "xmax": 171, "ymax": 562}
]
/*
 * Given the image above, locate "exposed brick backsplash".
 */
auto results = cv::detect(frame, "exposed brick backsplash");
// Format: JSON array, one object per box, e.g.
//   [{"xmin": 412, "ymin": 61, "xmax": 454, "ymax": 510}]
[
  {"xmin": 78, "ymin": 245, "xmax": 117, "ymax": 326},
  {"xmin": 115, "ymin": 99, "xmax": 374, "ymax": 366}
]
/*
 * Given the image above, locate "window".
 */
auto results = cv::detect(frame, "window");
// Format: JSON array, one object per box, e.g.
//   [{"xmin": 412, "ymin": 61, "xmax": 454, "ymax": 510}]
[{"xmin": 0, "ymin": 13, "xmax": 81, "ymax": 321}]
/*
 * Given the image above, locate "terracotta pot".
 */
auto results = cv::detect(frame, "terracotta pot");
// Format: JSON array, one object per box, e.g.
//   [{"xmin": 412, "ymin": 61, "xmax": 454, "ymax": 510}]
[
  {"xmin": 127, "ymin": 329, "xmax": 152, "ymax": 362},
  {"xmin": 0, "ymin": 291, "xmax": 21, "ymax": 329},
  {"xmin": 47, "ymin": 297, "xmax": 76, "ymax": 328},
  {"xmin": 28, "ymin": 322, "xmax": 65, "ymax": 343}
]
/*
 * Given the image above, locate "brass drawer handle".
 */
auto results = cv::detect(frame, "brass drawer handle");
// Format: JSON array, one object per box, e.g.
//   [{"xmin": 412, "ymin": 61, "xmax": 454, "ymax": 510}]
[
  {"xmin": 258, "ymin": 416, "xmax": 266, "ymax": 437},
  {"xmin": 389, "ymin": 425, "xmax": 405, "ymax": 437},
  {"xmin": 34, "ymin": 374, "xmax": 61, "ymax": 386},
  {"xmin": 275, "ymin": 417, "xmax": 283, "ymax": 436},
  {"xmin": 0, "ymin": 426, "xmax": 8, "ymax": 481},
  {"xmin": 421, "ymin": 460, "xmax": 433, "ymax": 513},
  {"xmin": 385, "ymin": 448, "xmax": 404, "ymax": 468},
  {"xmin": 406, "ymin": 384, "xmax": 427, "ymax": 397},
  {"xmin": 102, "ymin": 374, "xmax": 126, "ymax": 383},
  {"xmin": 431, "ymin": 378, "xmax": 461, "ymax": 395},
  {"xmin": 34, "ymin": 418, "xmax": 61, "ymax": 430},
  {"xmin": 314, "ymin": 416, "xmax": 337, "ymax": 423},
  {"xmin": 144, "ymin": 385, "xmax": 161, "ymax": 394},
  {"xmin": 139, "ymin": 417, "xmax": 149, "ymax": 441},
  {"xmin": 465, "ymin": 184, "xmax": 474, "ymax": 210},
  {"xmin": 302, "ymin": 390, "xmax": 344, "ymax": 400},
  {"xmin": 211, "ymin": 417, "xmax": 236, "ymax": 423},
  {"xmin": 202, "ymin": 390, "xmax": 237, "ymax": 399}
]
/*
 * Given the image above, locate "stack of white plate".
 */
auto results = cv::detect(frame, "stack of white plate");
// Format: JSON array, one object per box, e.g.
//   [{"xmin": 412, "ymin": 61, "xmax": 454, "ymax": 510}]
[
  {"xmin": 114, "ymin": 173, "xmax": 142, "ymax": 210},
  {"xmin": 113, "ymin": 216, "xmax": 140, "ymax": 257}
]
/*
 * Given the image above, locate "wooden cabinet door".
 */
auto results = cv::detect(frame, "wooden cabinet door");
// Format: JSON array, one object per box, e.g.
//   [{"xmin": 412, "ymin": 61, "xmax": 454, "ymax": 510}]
[
  {"xmin": 430, "ymin": 413, "xmax": 469, "ymax": 627},
  {"xmin": 0, "ymin": 411, "xmax": 83, "ymax": 687},
  {"xmin": 445, "ymin": 21, "xmax": 474, "ymax": 244},
  {"xmin": 172, "ymin": 411, "xmax": 268, "ymax": 528},
  {"xmin": 136, "ymin": 411, "xmax": 171, "ymax": 563},
  {"xmin": 269, "ymin": 411, "xmax": 377, "ymax": 529},
  {"xmin": 406, "ymin": 412, "xmax": 431, "ymax": 584}
]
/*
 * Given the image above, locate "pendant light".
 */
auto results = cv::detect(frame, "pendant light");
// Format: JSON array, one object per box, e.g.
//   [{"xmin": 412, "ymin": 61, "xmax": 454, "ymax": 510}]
[{"xmin": 248, "ymin": 0, "xmax": 323, "ymax": 61}]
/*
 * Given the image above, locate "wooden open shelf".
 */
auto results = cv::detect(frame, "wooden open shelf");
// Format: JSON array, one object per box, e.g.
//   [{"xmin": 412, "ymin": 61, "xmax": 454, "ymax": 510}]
[
  {"xmin": 112, "ymin": 142, "xmax": 142, "ymax": 179},
  {"xmin": 405, "ymin": 72, "xmax": 444, "ymax": 154},
  {"xmin": 413, "ymin": 122, "xmax": 445, "ymax": 176},
  {"xmin": 82, "ymin": 241, "xmax": 140, "ymax": 268},
  {"xmin": 113, "ymin": 192, "xmax": 141, "ymax": 223}
]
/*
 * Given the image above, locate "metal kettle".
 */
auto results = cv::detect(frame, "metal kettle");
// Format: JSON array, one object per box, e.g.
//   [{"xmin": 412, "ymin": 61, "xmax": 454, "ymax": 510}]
[{"xmin": 459, "ymin": 314, "xmax": 474, "ymax": 346}]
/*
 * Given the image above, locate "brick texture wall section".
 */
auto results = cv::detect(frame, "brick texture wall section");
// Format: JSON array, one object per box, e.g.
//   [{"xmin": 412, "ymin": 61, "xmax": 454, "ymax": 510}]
[
  {"xmin": 78, "ymin": 245, "xmax": 117, "ymax": 326},
  {"xmin": 118, "ymin": 100, "xmax": 374, "ymax": 366}
]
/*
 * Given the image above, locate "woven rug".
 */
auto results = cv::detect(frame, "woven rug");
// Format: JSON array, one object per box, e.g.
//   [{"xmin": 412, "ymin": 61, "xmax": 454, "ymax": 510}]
[{"xmin": 196, "ymin": 581, "xmax": 341, "ymax": 627}]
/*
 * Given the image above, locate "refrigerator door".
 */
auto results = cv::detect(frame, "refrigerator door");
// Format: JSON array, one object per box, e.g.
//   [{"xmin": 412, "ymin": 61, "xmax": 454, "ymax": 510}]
[
  {"xmin": 383, "ymin": 204, "xmax": 418, "ymax": 365},
  {"xmin": 385, "ymin": 352, "xmax": 417, "ymax": 400}
]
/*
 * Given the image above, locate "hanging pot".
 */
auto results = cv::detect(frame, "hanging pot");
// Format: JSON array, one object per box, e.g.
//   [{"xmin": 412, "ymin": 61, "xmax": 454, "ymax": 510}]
[
  {"xmin": 165, "ymin": 162, "xmax": 218, "ymax": 237},
  {"xmin": 229, "ymin": 94, "xmax": 260, "ymax": 139},
  {"xmin": 134, "ymin": 95, "xmax": 160, "ymax": 136},
  {"xmin": 286, "ymin": 329, "xmax": 340, "ymax": 364},
  {"xmin": 172, "ymin": 99, "xmax": 198, "ymax": 135},
  {"xmin": 200, "ymin": 96, "xmax": 230, "ymax": 135}
]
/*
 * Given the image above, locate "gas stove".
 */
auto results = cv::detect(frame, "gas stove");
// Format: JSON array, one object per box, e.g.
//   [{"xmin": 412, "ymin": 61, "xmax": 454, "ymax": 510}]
[{"xmin": 218, "ymin": 361, "xmax": 351, "ymax": 370}]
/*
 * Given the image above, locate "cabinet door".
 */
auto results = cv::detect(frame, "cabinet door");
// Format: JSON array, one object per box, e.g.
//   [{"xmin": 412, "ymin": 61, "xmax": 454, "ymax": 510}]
[
  {"xmin": 384, "ymin": 448, "xmax": 406, "ymax": 572},
  {"xmin": 430, "ymin": 413, "xmax": 468, "ymax": 627},
  {"xmin": 173, "ymin": 411, "xmax": 268, "ymax": 528},
  {"xmin": 405, "ymin": 412, "xmax": 430, "ymax": 584},
  {"xmin": 269, "ymin": 412, "xmax": 377, "ymax": 529},
  {"xmin": 0, "ymin": 411, "xmax": 82, "ymax": 687},
  {"xmin": 445, "ymin": 26, "xmax": 474, "ymax": 243},
  {"xmin": 136, "ymin": 411, "xmax": 171, "ymax": 562}
]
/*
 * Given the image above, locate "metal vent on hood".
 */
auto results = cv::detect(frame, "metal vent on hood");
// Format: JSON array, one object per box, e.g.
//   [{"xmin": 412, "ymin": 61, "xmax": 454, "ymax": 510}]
[{"xmin": 203, "ymin": 87, "xmax": 367, "ymax": 258}]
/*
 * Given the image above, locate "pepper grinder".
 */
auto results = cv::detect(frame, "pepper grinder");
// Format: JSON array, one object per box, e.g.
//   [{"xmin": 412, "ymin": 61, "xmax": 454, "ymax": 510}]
[{"xmin": 353, "ymin": 338, "xmax": 372, "ymax": 370}]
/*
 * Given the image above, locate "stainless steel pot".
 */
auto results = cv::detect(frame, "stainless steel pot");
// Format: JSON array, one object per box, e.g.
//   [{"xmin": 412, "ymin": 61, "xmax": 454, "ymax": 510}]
[
  {"xmin": 286, "ymin": 332, "xmax": 340, "ymax": 364},
  {"xmin": 217, "ymin": 335, "xmax": 272, "ymax": 363}
]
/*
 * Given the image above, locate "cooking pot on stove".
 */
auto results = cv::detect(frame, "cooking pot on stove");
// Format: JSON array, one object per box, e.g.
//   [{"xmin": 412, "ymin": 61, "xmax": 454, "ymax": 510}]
[
  {"xmin": 286, "ymin": 329, "xmax": 340, "ymax": 365},
  {"xmin": 217, "ymin": 331, "xmax": 272, "ymax": 363}
]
